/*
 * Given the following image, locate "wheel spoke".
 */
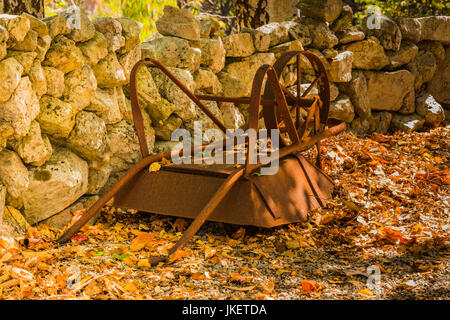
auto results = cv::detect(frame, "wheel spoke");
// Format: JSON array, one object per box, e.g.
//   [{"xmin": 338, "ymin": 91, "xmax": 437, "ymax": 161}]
[{"xmin": 301, "ymin": 74, "xmax": 322, "ymax": 98}]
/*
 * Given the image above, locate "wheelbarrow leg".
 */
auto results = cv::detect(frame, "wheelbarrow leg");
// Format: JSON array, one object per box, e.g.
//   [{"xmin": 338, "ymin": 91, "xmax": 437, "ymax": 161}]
[{"xmin": 149, "ymin": 168, "xmax": 245, "ymax": 266}]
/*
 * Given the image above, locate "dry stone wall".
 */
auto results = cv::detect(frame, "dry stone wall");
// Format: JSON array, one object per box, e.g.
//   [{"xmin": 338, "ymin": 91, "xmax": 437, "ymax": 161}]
[{"xmin": 0, "ymin": 4, "xmax": 449, "ymax": 234}]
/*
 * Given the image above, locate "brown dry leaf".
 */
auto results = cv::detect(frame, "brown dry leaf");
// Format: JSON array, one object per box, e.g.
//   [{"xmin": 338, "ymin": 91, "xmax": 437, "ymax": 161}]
[
  {"xmin": 71, "ymin": 209, "xmax": 87, "ymax": 224},
  {"xmin": 167, "ymin": 249, "xmax": 192, "ymax": 264},
  {"xmin": 223, "ymin": 285, "xmax": 255, "ymax": 291},
  {"xmin": 149, "ymin": 162, "xmax": 161, "ymax": 173},
  {"xmin": 130, "ymin": 232, "xmax": 157, "ymax": 251},
  {"xmin": 204, "ymin": 247, "xmax": 217, "ymax": 259},
  {"xmin": 191, "ymin": 273, "xmax": 207, "ymax": 280},
  {"xmin": 358, "ymin": 288, "xmax": 374, "ymax": 296},
  {"xmin": 137, "ymin": 259, "xmax": 151, "ymax": 269},
  {"xmin": 261, "ymin": 281, "xmax": 275, "ymax": 294},
  {"xmin": 300, "ymin": 279, "xmax": 322, "ymax": 292},
  {"xmin": 173, "ymin": 218, "xmax": 188, "ymax": 232},
  {"xmin": 232, "ymin": 227, "xmax": 245, "ymax": 241}
]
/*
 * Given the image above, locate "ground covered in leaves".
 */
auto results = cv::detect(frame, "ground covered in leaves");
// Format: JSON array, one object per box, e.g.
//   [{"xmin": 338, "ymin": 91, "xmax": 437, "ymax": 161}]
[{"xmin": 0, "ymin": 127, "xmax": 448, "ymax": 300}]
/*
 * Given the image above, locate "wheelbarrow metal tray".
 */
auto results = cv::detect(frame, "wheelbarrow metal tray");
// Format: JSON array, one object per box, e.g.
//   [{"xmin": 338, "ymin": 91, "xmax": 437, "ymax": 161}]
[{"xmin": 112, "ymin": 153, "xmax": 334, "ymax": 228}]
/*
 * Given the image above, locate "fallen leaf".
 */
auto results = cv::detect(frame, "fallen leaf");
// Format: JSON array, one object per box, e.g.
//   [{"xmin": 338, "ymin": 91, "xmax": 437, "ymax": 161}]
[
  {"xmin": 223, "ymin": 285, "xmax": 255, "ymax": 291},
  {"xmin": 300, "ymin": 280, "xmax": 322, "ymax": 292},
  {"xmin": 167, "ymin": 249, "xmax": 192, "ymax": 264},
  {"xmin": 149, "ymin": 162, "xmax": 161, "ymax": 172},
  {"xmin": 130, "ymin": 232, "xmax": 157, "ymax": 251},
  {"xmin": 358, "ymin": 288, "xmax": 374, "ymax": 296}
]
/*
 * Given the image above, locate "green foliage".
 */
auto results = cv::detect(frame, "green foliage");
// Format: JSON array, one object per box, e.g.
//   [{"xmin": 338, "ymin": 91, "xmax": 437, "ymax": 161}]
[
  {"xmin": 45, "ymin": 0, "xmax": 203, "ymax": 41},
  {"xmin": 354, "ymin": 0, "xmax": 449, "ymax": 21}
]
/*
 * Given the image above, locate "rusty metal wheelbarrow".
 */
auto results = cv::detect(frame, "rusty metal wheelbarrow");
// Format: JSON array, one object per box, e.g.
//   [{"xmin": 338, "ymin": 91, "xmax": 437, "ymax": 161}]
[{"xmin": 57, "ymin": 51, "xmax": 346, "ymax": 264}]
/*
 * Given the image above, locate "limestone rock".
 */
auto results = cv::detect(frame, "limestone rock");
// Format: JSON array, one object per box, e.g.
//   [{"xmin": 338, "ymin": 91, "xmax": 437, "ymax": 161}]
[
  {"xmin": 368, "ymin": 112, "xmax": 393, "ymax": 134},
  {"xmin": 92, "ymin": 17, "xmax": 125, "ymax": 52},
  {"xmin": 329, "ymin": 51, "xmax": 353, "ymax": 82},
  {"xmin": 76, "ymin": 31, "xmax": 108, "ymax": 66},
  {"xmin": 9, "ymin": 120, "xmax": 52, "ymax": 166},
  {"xmin": 154, "ymin": 141, "xmax": 181, "ymax": 154},
  {"xmin": 281, "ymin": 20, "xmax": 312, "ymax": 46},
  {"xmin": 92, "ymin": 52, "xmax": 127, "ymax": 88},
  {"xmin": 11, "ymin": 29, "xmax": 37, "ymax": 51},
  {"xmin": 386, "ymin": 41, "xmax": 418, "ymax": 70},
  {"xmin": 35, "ymin": 35, "xmax": 51, "ymax": 61},
  {"xmin": 427, "ymin": 46, "xmax": 450, "ymax": 104},
  {"xmin": 415, "ymin": 93, "xmax": 445, "ymax": 125},
  {"xmin": 155, "ymin": 5, "xmax": 200, "ymax": 41},
  {"xmin": 220, "ymin": 102, "xmax": 245, "ymax": 130},
  {"xmin": 362, "ymin": 14, "xmax": 402, "ymax": 51},
  {"xmin": 418, "ymin": 16, "xmax": 450, "ymax": 44},
  {"xmin": 154, "ymin": 115, "xmax": 182, "ymax": 141},
  {"xmin": 365, "ymin": 70, "xmax": 415, "ymax": 113},
  {"xmin": 193, "ymin": 68, "xmax": 223, "ymax": 95},
  {"xmin": 0, "ymin": 121, "xmax": 14, "ymax": 151},
  {"xmin": 0, "ymin": 25, "xmax": 8, "ymax": 60},
  {"xmin": 217, "ymin": 72, "xmax": 247, "ymax": 98},
  {"xmin": 63, "ymin": 65, "xmax": 97, "ymax": 112},
  {"xmin": 86, "ymin": 87, "xmax": 123, "ymax": 124},
  {"xmin": 67, "ymin": 111, "xmax": 109, "ymax": 161},
  {"xmin": 330, "ymin": 5, "xmax": 353, "ymax": 32},
  {"xmin": 343, "ymin": 37, "xmax": 389, "ymax": 70},
  {"xmin": 40, "ymin": 196, "xmax": 99, "ymax": 228},
  {"xmin": 407, "ymin": 51, "xmax": 437, "ymax": 90},
  {"xmin": 190, "ymin": 37, "xmax": 225, "ymax": 74},
  {"xmin": 256, "ymin": 23, "xmax": 289, "ymax": 47},
  {"xmin": 116, "ymin": 18, "xmax": 142, "ymax": 54},
  {"xmin": 223, "ymin": 33, "xmax": 255, "ymax": 57},
  {"xmin": 297, "ymin": 0, "xmax": 343, "ymax": 23},
  {"xmin": 43, "ymin": 13, "xmax": 71, "ymax": 38},
  {"xmin": 123, "ymin": 65, "xmax": 160, "ymax": 109},
  {"xmin": 145, "ymin": 98, "xmax": 176, "ymax": 124},
  {"xmin": 0, "ymin": 14, "xmax": 30, "ymax": 42},
  {"xmin": 329, "ymin": 95, "xmax": 354, "ymax": 123},
  {"xmin": 22, "ymin": 13, "xmax": 48, "ymax": 37},
  {"xmin": 118, "ymin": 44, "xmax": 142, "ymax": 81},
  {"xmin": 0, "ymin": 76, "xmax": 39, "ymax": 138},
  {"xmin": 337, "ymin": 70, "xmax": 370, "ymax": 119},
  {"xmin": 269, "ymin": 39, "xmax": 304, "ymax": 60},
  {"xmin": 336, "ymin": 26, "xmax": 365, "ymax": 44},
  {"xmin": 223, "ymin": 52, "xmax": 276, "ymax": 96},
  {"xmin": 144, "ymin": 37, "xmax": 201, "ymax": 73},
  {"xmin": 0, "ymin": 57, "xmax": 23, "ymax": 103},
  {"xmin": 43, "ymin": 66, "xmax": 65, "ymax": 98},
  {"xmin": 300, "ymin": 17, "xmax": 338, "ymax": 50},
  {"xmin": 149, "ymin": 67, "xmax": 196, "ymax": 121},
  {"xmin": 22, "ymin": 147, "xmax": 89, "ymax": 224},
  {"xmin": 418, "ymin": 41, "xmax": 445, "ymax": 63},
  {"xmin": 184, "ymin": 100, "xmax": 224, "ymax": 141},
  {"xmin": 107, "ymin": 119, "xmax": 154, "ymax": 172},
  {"xmin": 0, "ymin": 149, "xmax": 29, "ymax": 199},
  {"xmin": 28, "ymin": 60, "xmax": 47, "ymax": 97},
  {"xmin": 43, "ymin": 35, "xmax": 85, "ymax": 74},
  {"xmin": 67, "ymin": 10, "xmax": 95, "ymax": 43},
  {"xmin": 6, "ymin": 51, "xmax": 37, "ymax": 74},
  {"xmin": 197, "ymin": 14, "xmax": 221, "ymax": 38},
  {"xmin": 37, "ymin": 95, "xmax": 76, "ymax": 138},
  {"xmin": 87, "ymin": 164, "xmax": 111, "ymax": 195},
  {"xmin": 240, "ymin": 27, "xmax": 271, "ymax": 52},
  {"xmin": 391, "ymin": 113, "xmax": 424, "ymax": 132},
  {"xmin": 397, "ymin": 17, "xmax": 421, "ymax": 43}
]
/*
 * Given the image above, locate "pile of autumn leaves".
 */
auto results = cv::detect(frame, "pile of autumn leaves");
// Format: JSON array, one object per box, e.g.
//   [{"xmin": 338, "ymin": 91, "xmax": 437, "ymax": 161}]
[{"xmin": 0, "ymin": 126, "xmax": 448, "ymax": 299}]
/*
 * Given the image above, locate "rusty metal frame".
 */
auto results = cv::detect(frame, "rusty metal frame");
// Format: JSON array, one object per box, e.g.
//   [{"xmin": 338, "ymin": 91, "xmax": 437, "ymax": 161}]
[{"xmin": 57, "ymin": 52, "xmax": 346, "ymax": 265}]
